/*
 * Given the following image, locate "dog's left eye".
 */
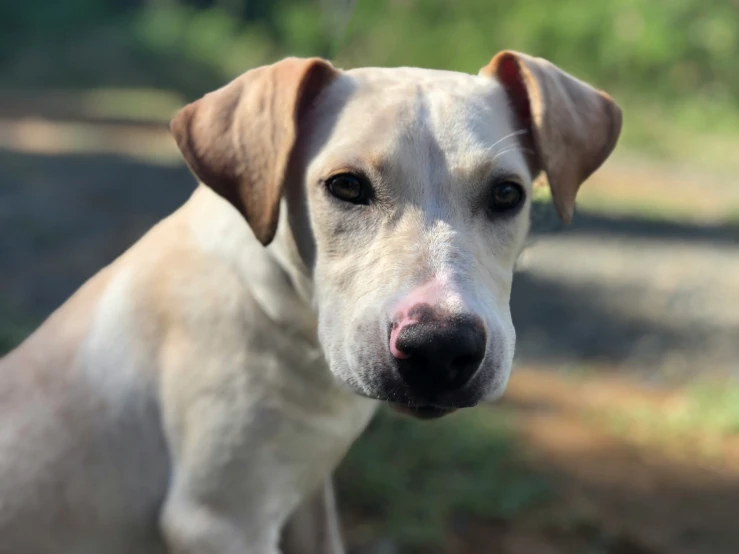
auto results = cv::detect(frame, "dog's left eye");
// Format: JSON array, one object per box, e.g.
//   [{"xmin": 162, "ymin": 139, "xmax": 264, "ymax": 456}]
[
  {"xmin": 326, "ymin": 173, "xmax": 370, "ymax": 205},
  {"xmin": 489, "ymin": 181, "xmax": 524, "ymax": 214}
]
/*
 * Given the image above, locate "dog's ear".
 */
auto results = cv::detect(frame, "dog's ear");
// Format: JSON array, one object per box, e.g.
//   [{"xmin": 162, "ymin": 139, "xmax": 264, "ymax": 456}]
[
  {"xmin": 480, "ymin": 51, "xmax": 622, "ymax": 223},
  {"xmin": 170, "ymin": 57, "xmax": 338, "ymax": 245}
]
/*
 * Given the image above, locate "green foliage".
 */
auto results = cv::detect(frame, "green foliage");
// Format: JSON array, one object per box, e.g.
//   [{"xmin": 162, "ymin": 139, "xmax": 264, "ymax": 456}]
[
  {"xmin": 3, "ymin": 0, "xmax": 739, "ymax": 150},
  {"xmin": 334, "ymin": 0, "xmax": 739, "ymax": 107},
  {"xmin": 0, "ymin": 0, "xmax": 111, "ymax": 56},
  {"xmin": 335, "ymin": 407, "xmax": 550, "ymax": 550},
  {"xmin": 4, "ymin": 0, "xmax": 739, "ymax": 105}
]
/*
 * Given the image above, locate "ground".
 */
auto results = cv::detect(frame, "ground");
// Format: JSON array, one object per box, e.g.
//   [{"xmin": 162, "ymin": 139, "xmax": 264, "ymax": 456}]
[{"xmin": 1, "ymin": 93, "xmax": 738, "ymax": 554}]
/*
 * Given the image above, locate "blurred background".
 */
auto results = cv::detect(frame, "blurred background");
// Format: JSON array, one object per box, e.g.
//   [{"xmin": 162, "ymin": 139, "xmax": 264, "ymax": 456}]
[{"xmin": 1, "ymin": 0, "xmax": 739, "ymax": 552}]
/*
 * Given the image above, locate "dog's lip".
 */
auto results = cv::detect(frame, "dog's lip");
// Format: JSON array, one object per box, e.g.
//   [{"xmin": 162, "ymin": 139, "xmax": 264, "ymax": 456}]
[
  {"xmin": 346, "ymin": 381, "xmax": 480, "ymax": 413},
  {"xmin": 353, "ymin": 389, "xmax": 478, "ymax": 410},
  {"xmin": 389, "ymin": 403, "xmax": 459, "ymax": 419}
]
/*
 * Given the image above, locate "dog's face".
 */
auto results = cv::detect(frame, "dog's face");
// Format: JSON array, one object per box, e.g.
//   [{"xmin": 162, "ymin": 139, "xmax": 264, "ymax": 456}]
[
  {"xmin": 171, "ymin": 53, "xmax": 622, "ymax": 418},
  {"xmin": 303, "ymin": 69, "xmax": 532, "ymax": 416}
]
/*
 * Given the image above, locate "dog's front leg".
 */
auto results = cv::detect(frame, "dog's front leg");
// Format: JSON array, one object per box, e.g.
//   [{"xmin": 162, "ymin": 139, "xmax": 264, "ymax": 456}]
[
  {"xmin": 160, "ymin": 484, "xmax": 282, "ymax": 554},
  {"xmin": 155, "ymin": 306, "xmax": 373, "ymax": 554},
  {"xmin": 158, "ymin": 351, "xmax": 292, "ymax": 554},
  {"xmin": 280, "ymin": 478, "xmax": 344, "ymax": 554},
  {"xmin": 161, "ymin": 496, "xmax": 277, "ymax": 554},
  {"xmin": 159, "ymin": 431, "xmax": 285, "ymax": 554}
]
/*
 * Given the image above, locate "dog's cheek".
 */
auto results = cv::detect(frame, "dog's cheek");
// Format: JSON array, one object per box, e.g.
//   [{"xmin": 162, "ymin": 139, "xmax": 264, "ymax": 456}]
[
  {"xmin": 480, "ymin": 312, "xmax": 516, "ymax": 402},
  {"xmin": 316, "ymin": 300, "xmax": 344, "ymax": 364},
  {"xmin": 315, "ymin": 296, "xmax": 368, "ymax": 389}
]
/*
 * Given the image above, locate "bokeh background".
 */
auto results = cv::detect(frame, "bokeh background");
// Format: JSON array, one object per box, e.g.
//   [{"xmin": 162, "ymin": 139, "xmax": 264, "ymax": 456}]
[{"xmin": 2, "ymin": 1, "xmax": 739, "ymax": 553}]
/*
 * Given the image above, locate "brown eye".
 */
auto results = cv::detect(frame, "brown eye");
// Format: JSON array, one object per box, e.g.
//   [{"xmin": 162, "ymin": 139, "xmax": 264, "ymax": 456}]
[
  {"xmin": 326, "ymin": 173, "xmax": 370, "ymax": 205},
  {"xmin": 489, "ymin": 181, "xmax": 524, "ymax": 214}
]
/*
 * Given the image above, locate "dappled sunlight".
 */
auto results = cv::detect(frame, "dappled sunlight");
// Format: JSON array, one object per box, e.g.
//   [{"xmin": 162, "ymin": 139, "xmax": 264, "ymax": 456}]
[
  {"xmin": 0, "ymin": 87, "xmax": 184, "ymax": 162},
  {"xmin": 0, "ymin": 116, "xmax": 178, "ymax": 162},
  {"xmin": 0, "ymin": 88, "xmax": 184, "ymax": 124},
  {"xmin": 2, "ymin": 94, "xmax": 738, "ymax": 553},
  {"xmin": 505, "ymin": 369, "xmax": 739, "ymax": 467}
]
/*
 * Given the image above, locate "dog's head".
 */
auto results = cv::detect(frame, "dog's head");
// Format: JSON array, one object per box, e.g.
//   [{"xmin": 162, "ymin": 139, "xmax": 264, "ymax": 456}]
[{"xmin": 171, "ymin": 52, "xmax": 621, "ymax": 418}]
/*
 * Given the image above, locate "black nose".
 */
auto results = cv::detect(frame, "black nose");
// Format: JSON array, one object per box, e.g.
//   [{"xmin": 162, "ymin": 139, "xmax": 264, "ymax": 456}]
[{"xmin": 393, "ymin": 314, "xmax": 486, "ymax": 395}]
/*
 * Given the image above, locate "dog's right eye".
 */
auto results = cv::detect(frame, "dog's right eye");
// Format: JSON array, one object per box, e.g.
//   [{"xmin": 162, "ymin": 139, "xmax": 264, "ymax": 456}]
[{"xmin": 326, "ymin": 174, "xmax": 370, "ymax": 205}]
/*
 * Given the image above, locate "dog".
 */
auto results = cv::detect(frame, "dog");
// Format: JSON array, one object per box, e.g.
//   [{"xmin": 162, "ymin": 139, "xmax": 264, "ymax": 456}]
[{"xmin": 0, "ymin": 51, "xmax": 621, "ymax": 553}]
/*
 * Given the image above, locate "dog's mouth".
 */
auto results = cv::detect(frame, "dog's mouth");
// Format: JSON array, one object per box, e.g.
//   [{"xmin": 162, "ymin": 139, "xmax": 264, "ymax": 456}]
[
  {"xmin": 389, "ymin": 403, "xmax": 459, "ymax": 420},
  {"xmin": 351, "ymin": 389, "xmax": 465, "ymax": 419}
]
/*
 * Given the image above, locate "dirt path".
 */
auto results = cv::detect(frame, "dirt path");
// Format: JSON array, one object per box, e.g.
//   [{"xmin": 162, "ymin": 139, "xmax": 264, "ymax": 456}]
[
  {"xmin": 513, "ymin": 223, "xmax": 739, "ymax": 385},
  {"xmin": 507, "ymin": 369, "xmax": 739, "ymax": 553}
]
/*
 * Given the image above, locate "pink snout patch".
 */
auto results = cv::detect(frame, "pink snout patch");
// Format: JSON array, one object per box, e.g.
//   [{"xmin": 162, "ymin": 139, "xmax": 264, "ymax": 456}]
[
  {"xmin": 389, "ymin": 321, "xmax": 413, "ymax": 359},
  {"xmin": 389, "ymin": 278, "xmax": 470, "ymax": 359}
]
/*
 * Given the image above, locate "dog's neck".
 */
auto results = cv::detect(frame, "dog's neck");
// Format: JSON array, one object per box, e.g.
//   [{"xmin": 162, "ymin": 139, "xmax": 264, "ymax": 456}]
[
  {"xmin": 187, "ymin": 185, "xmax": 320, "ymax": 348},
  {"xmin": 270, "ymin": 196, "xmax": 317, "ymax": 311}
]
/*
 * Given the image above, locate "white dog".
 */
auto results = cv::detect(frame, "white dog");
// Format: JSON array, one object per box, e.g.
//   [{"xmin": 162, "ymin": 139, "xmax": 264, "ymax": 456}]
[{"xmin": 0, "ymin": 51, "xmax": 621, "ymax": 553}]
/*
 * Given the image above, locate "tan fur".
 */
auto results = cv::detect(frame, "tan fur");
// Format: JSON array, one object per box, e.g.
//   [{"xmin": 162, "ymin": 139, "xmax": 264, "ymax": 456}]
[
  {"xmin": 0, "ymin": 52, "xmax": 621, "ymax": 554},
  {"xmin": 170, "ymin": 58, "xmax": 339, "ymax": 245}
]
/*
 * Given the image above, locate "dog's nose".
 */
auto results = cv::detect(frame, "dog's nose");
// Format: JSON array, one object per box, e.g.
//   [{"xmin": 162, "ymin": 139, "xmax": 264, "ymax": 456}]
[{"xmin": 390, "ymin": 306, "xmax": 486, "ymax": 395}]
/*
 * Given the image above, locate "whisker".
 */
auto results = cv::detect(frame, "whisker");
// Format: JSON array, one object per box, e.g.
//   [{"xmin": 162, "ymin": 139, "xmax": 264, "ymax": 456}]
[
  {"xmin": 491, "ymin": 145, "xmax": 535, "ymax": 161},
  {"xmin": 488, "ymin": 128, "xmax": 529, "ymax": 151}
]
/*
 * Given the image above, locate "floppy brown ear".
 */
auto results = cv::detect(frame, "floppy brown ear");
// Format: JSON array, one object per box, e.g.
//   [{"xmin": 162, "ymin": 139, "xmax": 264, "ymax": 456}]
[
  {"xmin": 170, "ymin": 57, "xmax": 339, "ymax": 245},
  {"xmin": 480, "ymin": 51, "xmax": 622, "ymax": 223}
]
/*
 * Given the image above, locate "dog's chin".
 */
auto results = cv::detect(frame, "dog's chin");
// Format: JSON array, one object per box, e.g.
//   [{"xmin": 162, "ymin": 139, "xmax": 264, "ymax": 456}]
[{"xmin": 338, "ymin": 381, "xmax": 472, "ymax": 420}]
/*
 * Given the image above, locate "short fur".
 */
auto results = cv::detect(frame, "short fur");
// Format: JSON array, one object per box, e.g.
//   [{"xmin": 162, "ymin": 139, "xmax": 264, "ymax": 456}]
[{"xmin": 0, "ymin": 52, "xmax": 621, "ymax": 553}]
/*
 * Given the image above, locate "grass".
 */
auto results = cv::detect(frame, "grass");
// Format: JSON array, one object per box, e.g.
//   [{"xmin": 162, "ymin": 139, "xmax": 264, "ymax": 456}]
[
  {"xmin": 335, "ymin": 406, "xmax": 551, "ymax": 551},
  {"xmin": 624, "ymin": 381, "xmax": 739, "ymax": 438},
  {"xmin": 685, "ymin": 382, "xmax": 739, "ymax": 435},
  {"xmin": 589, "ymin": 378, "xmax": 739, "ymax": 459}
]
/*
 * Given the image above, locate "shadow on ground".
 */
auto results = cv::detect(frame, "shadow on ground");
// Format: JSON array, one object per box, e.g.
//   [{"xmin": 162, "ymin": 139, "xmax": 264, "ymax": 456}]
[
  {"xmin": 534, "ymin": 209, "xmax": 739, "ymax": 246},
  {"xmin": 0, "ymin": 150, "xmax": 193, "ymax": 324}
]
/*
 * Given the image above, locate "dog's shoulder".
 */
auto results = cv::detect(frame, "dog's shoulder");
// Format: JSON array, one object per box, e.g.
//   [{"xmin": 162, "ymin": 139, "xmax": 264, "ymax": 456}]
[{"xmin": 0, "ymin": 186, "xmax": 254, "ymax": 379}]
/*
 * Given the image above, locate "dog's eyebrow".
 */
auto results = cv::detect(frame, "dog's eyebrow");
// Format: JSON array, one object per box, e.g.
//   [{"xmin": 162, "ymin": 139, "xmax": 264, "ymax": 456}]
[
  {"xmin": 366, "ymin": 154, "xmax": 394, "ymax": 179},
  {"xmin": 460, "ymin": 155, "xmax": 529, "ymax": 189},
  {"xmin": 321, "ymin": 153, "xmax": 393, "ymax": 182}
]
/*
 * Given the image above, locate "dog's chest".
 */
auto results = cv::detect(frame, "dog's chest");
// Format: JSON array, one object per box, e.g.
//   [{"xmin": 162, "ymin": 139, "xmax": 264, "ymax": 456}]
[
  {"xmin": 244, "ymin": 369, "xmax": 378, "ymax": 521},
  {"xmin": 265, "ymin": 353, "xmax": 379, "ymax": 481}
]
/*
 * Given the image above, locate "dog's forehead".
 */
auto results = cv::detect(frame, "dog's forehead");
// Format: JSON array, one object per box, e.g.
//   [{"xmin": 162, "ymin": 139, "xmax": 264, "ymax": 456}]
[
  {"xmin": 344, "ymin": 65, "xmax": 489, "ymax": 90},
  {"xmin": 306, "ymin": 66, "xmax": 524, "ymax": 174}
]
